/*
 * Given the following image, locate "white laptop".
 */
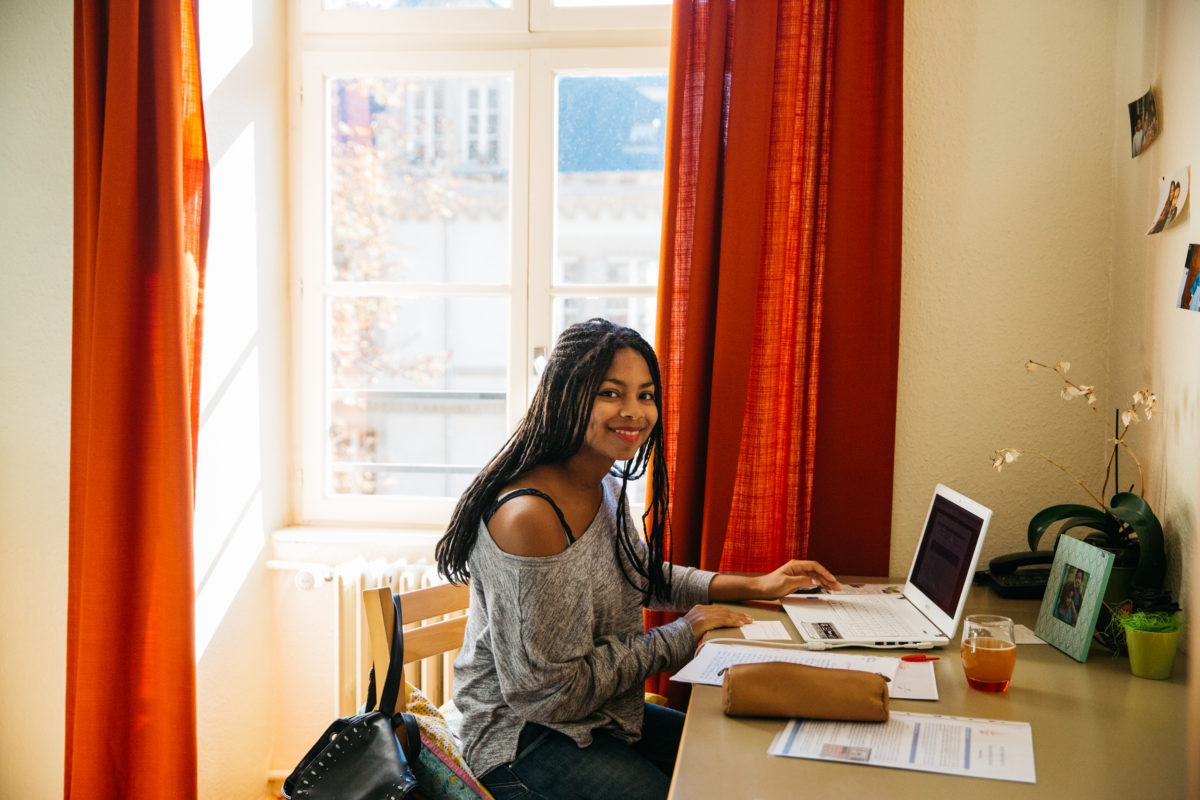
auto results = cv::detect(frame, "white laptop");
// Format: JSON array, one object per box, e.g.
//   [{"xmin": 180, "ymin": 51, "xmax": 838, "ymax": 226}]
[{"xmin": 782, "ymin": 484, "xmax": 992, "ymax": 649}]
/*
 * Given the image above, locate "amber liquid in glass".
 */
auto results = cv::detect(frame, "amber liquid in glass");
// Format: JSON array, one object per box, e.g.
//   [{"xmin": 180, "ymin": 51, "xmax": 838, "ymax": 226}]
[{"xmin": 960, "ymin": 637, "xmax": 1016, "ymax": 692}]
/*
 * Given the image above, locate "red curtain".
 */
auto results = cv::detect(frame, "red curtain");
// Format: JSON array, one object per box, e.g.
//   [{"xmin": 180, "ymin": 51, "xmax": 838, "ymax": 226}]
[
  {"xmin": 648, "ymin": 0, "xmax": 901, "ymax": 700},
  {"xmin": 808, "ymin": 0, "xmax": 903, "ymax": 576},
  {"xmin": 67, "ymin": 0, "xmax": 209, "ymax": 797}
]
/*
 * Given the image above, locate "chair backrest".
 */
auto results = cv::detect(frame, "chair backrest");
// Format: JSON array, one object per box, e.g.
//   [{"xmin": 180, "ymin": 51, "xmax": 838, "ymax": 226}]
[{"xmin": 363, "ymin": 583, "xmax": 471, "ymax": 711}]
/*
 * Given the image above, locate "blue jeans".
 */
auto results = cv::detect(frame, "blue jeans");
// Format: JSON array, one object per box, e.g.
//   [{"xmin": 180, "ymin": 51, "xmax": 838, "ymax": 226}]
[{"xmin": 480, "ymin": 703, "xmax": 685, "ymax": 800}]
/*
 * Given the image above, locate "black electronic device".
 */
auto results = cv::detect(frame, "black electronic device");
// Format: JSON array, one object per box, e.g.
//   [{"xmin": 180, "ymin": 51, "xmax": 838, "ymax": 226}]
[{"xmin": 980, "ymin": 550, "xmax": 1055, "ymax": 599}]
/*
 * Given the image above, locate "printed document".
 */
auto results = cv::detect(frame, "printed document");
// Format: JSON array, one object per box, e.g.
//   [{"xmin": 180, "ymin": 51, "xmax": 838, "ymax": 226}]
[
  {"xmin": 768, "ymin": 711, "xmax": 1036, "ymax": 783},
  {"xmin": 670, "ymin": 643, "xmax": 900, "ymax": 686}
]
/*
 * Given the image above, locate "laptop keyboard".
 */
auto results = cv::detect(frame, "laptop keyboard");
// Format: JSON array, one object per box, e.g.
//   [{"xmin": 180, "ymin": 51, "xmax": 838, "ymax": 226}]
[{"xmin": 804, "ymin": 598, "xmax": 911, "ymax": 639}]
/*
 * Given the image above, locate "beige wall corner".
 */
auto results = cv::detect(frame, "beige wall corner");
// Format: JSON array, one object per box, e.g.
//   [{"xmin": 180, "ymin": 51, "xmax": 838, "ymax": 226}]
[{"xmin": 898, "ymin": 0, "xmax": 1118, "ymax": 572}]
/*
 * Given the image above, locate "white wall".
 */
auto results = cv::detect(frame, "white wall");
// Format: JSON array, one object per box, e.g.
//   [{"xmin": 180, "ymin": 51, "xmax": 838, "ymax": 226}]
[
  {"xmin": 1110, "ymin": 0, "xmax": 1198, "ymax": 624},
  {"xmin": 898, "ymin": 1, "xmax": 1119, "ymax": 571},
  {"xmin": 900, "ymin": 0, "xmax": 1195, "ymax": 656},
  {"xmin": 193, "ymin": 0, "xmax": 291, "ymax": 797},
  {"xmin": 0, "ymin": 2, "xmax": 72, "ymax": 798},
  {"xmin": 1110, "ymin": 1, "xmax": 1198, "ymax": 783}
]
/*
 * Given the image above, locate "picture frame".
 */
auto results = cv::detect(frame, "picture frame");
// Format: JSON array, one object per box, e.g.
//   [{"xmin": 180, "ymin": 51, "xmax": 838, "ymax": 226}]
[{"xmin": 1034, "ymin": 537, "xmax": 1114, "ymax": 662}]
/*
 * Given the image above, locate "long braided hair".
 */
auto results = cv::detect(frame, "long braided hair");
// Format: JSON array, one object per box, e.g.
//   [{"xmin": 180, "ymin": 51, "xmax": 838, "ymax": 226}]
[{"xmin": 435, "ymin": 318, "xmax": 674, "ymax": 603}]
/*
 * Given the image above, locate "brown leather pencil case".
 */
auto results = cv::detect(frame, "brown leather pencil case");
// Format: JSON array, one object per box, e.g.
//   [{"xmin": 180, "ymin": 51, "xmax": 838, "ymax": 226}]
[{"xmin": 721, "ymin": 661, "xmax": 889, "ymax": 722}]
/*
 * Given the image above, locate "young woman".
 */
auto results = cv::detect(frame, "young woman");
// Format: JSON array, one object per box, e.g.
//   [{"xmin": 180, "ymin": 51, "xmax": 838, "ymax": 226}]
[{"xmin": 436, "ymin": 318, "xmax": 840, "ymax": 800}]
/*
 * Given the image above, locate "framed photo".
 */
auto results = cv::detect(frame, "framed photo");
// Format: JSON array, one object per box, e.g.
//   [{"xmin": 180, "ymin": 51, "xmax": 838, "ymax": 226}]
[{"xmin": 1034, "ymin": 537, "xmax": 1114, "ymax": 662}]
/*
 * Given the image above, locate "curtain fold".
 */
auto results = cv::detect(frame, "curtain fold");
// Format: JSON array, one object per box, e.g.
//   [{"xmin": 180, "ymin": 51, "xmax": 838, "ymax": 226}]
[
  {"xmin": 67, "ymin": 1, "xmax": 209, "ymax": 797},
  {"xmin": 649, "ymin": 0, "xmax": 901, "ymax": 701},
  {"xmin": 807, "ymin": 0, "xmax": 903, "ymax": 576}
]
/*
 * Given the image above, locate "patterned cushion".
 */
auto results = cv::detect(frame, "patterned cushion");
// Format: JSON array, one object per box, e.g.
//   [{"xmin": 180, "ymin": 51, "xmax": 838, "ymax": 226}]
[{"xmin": 405, "ymin": 684, "xmax": 493, "ymax": 800}]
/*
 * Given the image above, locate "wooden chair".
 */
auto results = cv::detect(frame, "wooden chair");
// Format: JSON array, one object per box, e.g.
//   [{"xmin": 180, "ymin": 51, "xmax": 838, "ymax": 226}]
[{"xmin": 362, "ymin": 583, "xmax": 471, "ymax": 713}]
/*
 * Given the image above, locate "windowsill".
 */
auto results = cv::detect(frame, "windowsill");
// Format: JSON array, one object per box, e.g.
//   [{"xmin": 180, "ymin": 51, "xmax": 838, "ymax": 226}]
[{"xmin": 271, "ymin": 524, "xmax": 446, "ymax": 567}]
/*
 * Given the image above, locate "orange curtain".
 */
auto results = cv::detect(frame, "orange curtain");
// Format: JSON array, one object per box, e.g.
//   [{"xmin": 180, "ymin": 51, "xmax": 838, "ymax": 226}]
[
  {"xmin": 808, "ymin": 0, "xmax": 903, "ymax": 576},
  {"xmin": 67, "ymin": 0, "xmax": 209, "ymax": 797},
  {"xmin": 648, "ymin": 0, "xmax": 901, "ymax": 701}
]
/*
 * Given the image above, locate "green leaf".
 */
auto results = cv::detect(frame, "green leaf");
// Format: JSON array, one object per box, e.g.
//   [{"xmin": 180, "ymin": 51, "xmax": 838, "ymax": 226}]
[
  {"xmin": 1027, "ymin": 505, "xmax": 1114, "ymax": 551},
  {"xmin": 1107, "ymin": 492, "xmax": 1165, "ymax": 590},
  {"xmin": 1059, "ymin": 517, "xmax": 1114, "ymax": 538}
]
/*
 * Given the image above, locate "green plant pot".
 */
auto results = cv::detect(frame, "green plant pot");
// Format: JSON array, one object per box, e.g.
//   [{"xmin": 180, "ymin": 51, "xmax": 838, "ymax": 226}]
[{"xmin": 1124, "ymin": 627, "xmax": 1181, "ymax": 679}]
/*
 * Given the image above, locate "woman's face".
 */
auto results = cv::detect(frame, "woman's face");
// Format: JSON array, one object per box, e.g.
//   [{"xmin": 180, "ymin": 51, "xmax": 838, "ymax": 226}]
[{"xmin": 579, "ymin": 347, "xmax": 659, "ymax": 464}]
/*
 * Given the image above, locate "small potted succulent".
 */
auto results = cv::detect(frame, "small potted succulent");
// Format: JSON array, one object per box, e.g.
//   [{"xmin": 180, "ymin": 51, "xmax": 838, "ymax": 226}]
[
  {"xmin": 1109, "ymin": 588, "xmax": 1183, "ymax": 679},
  {"xmin": 991, "ymin": 360, "xmax": 1166, "ymax": 600}
]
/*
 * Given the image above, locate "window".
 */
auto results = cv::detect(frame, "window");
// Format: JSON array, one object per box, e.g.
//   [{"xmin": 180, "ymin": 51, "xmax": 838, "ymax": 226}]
[{"xmin": 295, "ymin": 1, "xmax": 669, "ymax": 524}]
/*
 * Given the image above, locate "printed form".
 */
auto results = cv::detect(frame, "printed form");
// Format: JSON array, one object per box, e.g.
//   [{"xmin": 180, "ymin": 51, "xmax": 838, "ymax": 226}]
[
  {"xmin": 671, "ymin": 642, "xmax": 937, "ymax": 700},
  {"xmin": 768, "ymin": 711, "xmax": 1036, "ymax": 783},
  {"xmin": 671, "ymin": 643, "xmax": 901, "ymax": 686}
]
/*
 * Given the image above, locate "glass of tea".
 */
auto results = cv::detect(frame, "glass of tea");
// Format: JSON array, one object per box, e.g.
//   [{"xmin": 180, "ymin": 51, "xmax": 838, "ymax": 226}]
[{"xmin": 961, "ymin": 614, "xmax": 1016, "ymax": 692}]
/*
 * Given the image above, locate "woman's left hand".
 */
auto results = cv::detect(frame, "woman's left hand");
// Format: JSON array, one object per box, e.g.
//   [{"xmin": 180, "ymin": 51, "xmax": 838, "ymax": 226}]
[{"xmin": 752, "ymin": 560, "xmax": 842, "ymax": 599}]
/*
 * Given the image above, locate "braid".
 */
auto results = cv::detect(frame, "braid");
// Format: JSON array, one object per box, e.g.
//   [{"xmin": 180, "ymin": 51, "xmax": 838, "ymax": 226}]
[
  {"xmin": 435, "ymin": 319, "xmax": 674, "ymax": 605},
  {"xmin": 609, "ymin": 332, "xmax": 672, "ymax": 605}
]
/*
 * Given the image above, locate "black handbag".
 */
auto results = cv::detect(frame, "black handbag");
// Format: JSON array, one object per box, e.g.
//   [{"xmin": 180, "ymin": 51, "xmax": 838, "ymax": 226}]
[{"xmin": 283, "ymin": 594, "xmax": 422, "ymax": 800}]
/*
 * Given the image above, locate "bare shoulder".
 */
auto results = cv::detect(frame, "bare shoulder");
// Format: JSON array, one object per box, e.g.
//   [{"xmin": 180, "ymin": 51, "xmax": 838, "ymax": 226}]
[{"xmin": 487, "ymin": 492, "xmax": 570, "ymax": 557}]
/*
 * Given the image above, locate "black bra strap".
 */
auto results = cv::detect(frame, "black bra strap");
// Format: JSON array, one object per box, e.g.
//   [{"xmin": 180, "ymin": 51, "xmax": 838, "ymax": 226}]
[{"xmin": 485, "ymin": 488, "xmax": 576, "ymax": 544}]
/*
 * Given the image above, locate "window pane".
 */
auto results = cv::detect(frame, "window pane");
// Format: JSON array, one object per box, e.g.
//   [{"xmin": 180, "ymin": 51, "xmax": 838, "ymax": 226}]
[
  {"xmin": 553, "ymin": 295, "xmax": 656, "ymax": 346},
  {"xmin": 555, "ymin": 74, "xmax": 666, "ymax": 287},
  {"xmin": 330, "ymin": 395, "xmax": 504, "ymax": 497},
  {"xmin": 327, "ymin": 295, "xmax": 508, "ymax": 497},
  {"xmin": 326, "ymin": 0, "xmax": 513, "ymax": 9},
  {"xmin": 328, "ymin": 75, "xmax": 512, "ymax": 284}
]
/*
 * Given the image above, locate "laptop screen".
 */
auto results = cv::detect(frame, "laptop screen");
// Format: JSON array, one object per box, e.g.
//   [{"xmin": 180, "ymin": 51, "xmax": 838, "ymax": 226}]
[{"xmin": 908, "ymin": 492, "xmax": 987, "ymax": 618}]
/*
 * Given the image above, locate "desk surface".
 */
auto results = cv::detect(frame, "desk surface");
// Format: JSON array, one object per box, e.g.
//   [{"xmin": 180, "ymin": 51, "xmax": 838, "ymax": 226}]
[{"xmin": 667, "ymin": 582, "xmax": 1188, "ymax": 798}]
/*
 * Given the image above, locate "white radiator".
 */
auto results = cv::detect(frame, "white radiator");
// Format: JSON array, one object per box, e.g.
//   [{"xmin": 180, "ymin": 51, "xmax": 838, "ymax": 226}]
[{"xmin": 277, "ymin": 557, "xmax": 459, "ymax": 715}]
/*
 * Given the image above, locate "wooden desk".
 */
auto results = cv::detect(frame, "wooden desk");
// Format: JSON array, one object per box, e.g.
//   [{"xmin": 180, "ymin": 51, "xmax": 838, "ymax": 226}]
[{"xmin": 668, "ymin": 583, "xmax": 1188, "ymax": 798}]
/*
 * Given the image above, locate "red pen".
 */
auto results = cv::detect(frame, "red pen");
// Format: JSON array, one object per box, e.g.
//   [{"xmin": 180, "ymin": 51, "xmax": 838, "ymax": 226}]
[{"xmin": 901, "ymin": 653, "xmax": 940, "ymax": 662}]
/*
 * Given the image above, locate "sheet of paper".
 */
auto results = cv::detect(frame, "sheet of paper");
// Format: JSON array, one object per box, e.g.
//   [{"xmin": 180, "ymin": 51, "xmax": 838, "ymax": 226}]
[
  {"xmin": 1014, "ymin": 623, "xmax": 1046, "ymax": 644},
  {"xmin": 671, "ymin": 643, "xmax": 900, "ymax": 686},
  {"xmin": 768, "ymin": 711, "xmax": 1036, "ymax": 783},
  {"xmin": 889, "ymin": 660, "xmax": 938, "ymax": 701},
  {"xmin": 739, "ymin": 621, "xmax": 791, "ymax": 641}
]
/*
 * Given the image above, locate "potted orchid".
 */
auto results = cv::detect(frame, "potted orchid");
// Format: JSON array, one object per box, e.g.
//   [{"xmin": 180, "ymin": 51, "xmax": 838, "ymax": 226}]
[{"xmin": 990, "ymin": 360, "xmax": 1166, "ymax": 599}]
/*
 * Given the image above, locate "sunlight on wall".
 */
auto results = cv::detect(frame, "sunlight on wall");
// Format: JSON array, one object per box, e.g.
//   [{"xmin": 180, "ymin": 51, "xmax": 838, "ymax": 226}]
[
  {"xmin": 194, "ymin": 122, "xmax": 265, "ymax": 659},
  {"xmin": 199, "ymin": 0, "xmax": 253, "ymax": 102}
]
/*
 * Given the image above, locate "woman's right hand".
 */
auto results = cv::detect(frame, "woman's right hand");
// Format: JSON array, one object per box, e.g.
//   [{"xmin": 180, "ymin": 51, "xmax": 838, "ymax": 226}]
[{"xmin": 683, "ymin": 604, "xmax": 753, "ymax": 638}]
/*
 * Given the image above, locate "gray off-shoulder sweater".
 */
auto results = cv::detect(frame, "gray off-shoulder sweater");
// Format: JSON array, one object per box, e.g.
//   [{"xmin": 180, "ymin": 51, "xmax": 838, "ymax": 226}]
[{"xmin": 452, "ymin": 476, "xmax": 715, "ymax": 778}]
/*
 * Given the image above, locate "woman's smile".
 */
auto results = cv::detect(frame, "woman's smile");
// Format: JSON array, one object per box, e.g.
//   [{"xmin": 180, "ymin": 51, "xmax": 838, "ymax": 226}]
[{"xmin": 611, "ymin": 426, "xmax": 644, "ymax": 444}]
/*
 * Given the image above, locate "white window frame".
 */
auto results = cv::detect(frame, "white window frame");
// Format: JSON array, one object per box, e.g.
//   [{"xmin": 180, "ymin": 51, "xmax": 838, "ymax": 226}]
[
  {"xmin": 292, "ymin": 1, "xmax": 668, "ymax": 527},
  {"xmin": 300, "ymin": 0, "xmax": 529, "ymax": 35},
  {"xmin": 527, "ymin": 47, "xmax": 667, "ymax": 398},
  {"xmin": 531, "ymin": 0, "xmax": 670, "ymax": 32}
]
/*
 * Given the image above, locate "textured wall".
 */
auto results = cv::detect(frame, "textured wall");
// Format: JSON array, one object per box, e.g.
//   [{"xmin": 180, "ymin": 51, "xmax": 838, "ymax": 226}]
[
  {"xmin": 0, "ymin": 1, "xmax": 72, "ymax": 797},
  {"xmin": 896, "ymin": 0, "xmax": 1118, "ymax": 573},
  {"xmin": 1110, "ymin": 0, "xmax": 1197, "ymax": 627}
]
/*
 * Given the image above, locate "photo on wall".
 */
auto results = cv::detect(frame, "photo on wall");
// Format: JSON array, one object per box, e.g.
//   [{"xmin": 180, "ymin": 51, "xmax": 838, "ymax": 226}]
[
  {"xmin": 1177, "ymin": 244, "xmax": 1200, "ymax": 313},
  {"xmin": 1147, "ymin": 166, "xmax": 1189, "ymax": 235},
  {"xmin": 1128, "ymin": 87, "xmax": 1159, "ymax": 157}
]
